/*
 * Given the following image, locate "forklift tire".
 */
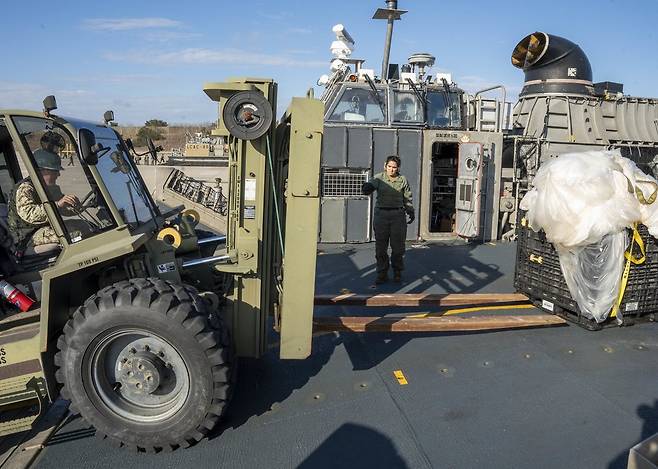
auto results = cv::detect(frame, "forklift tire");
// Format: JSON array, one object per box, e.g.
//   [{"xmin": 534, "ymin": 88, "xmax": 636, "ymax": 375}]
[{"xmin": 55, "ymin": 278, "xmax": 234, "ymax": 452}]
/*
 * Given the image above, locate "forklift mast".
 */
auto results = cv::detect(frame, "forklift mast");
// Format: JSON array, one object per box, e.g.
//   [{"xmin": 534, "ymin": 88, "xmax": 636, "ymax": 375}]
[{"xmin": 203, "ymin": 78, "xmax": 323, "ymax": 359}]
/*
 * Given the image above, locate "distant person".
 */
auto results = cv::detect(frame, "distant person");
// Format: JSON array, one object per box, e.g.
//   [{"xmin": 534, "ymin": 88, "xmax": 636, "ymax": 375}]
[
  {"xmin": 8, "ymin": 133, "xmax": 81, "ymax": 253},
  {"xmin": 342, "ymin": 95, "xmax": 366, "ymax": 122},
  {"xmin": 395, "ymin": 97, "xmax": 415, "ymax": 121},
  {"xmin": 362, "ymin": 155, "xmax": 415, "ymax": 284}
]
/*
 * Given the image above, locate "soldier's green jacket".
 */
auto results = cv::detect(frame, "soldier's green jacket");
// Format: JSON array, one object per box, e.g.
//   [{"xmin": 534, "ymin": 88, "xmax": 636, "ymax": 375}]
[{"xmin": 370, "ymin": 172, "xmax": 414, "ymax": 214}]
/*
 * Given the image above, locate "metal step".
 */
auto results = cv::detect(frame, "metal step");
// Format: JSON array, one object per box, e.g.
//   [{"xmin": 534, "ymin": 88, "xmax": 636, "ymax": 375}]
[
  {"xmin": 0, "ymin": 377, "xmax": 47, "ymax": 437},
  {"xmin": 0, "ymin": 412, "xmax": 40, "ymax": 437},
  {"xmin": 0, "ymin": 376, "xmax": 45, "ymax": 406},
  {"xmin": 0, "ymin": 320, "xmax": 48, "ymax": 438},
  {"xmin": 0, "ymin": 310, "xmax": 40, "ymax": 333}
]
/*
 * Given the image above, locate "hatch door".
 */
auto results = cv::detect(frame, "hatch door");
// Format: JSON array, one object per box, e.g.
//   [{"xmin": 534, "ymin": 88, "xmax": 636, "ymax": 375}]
[{"xmin": 454, "ymin": 142, "xmax": 483, "ymax": 238}]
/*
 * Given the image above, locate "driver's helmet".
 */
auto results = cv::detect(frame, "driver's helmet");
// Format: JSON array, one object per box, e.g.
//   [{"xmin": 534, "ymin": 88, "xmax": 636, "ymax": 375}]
[
  {"xmin": 40, "ymin": 131, "xmax": 65, "ymax": 154},
  {"xmin": 34, "ymin": 149, "xmax": 64, "ymax": 172}
]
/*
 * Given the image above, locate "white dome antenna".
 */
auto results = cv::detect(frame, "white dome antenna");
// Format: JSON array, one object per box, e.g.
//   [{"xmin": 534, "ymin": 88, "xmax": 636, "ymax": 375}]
[{"xmin": 408, "ymin": 52, "xmax": 435, "ymax": 79}]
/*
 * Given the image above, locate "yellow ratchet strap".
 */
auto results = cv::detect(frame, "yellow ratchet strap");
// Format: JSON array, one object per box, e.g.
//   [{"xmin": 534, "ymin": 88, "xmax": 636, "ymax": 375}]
[
  {"xmin": 635, "ymin": 180, "xmax": 658, "ymax": 205},
  {"xmin": 624, "ymin": 176, "xmax": 658, "ymax": 205},
  {"xmin": 611, "ymin": 223, "xmax": 645, "ymax": 319}
]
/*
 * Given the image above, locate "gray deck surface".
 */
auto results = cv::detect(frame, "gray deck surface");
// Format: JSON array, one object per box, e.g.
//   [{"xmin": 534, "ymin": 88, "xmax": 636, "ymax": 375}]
[{"xmin": 33, "ymin": 241, "xmax": 658, "ymax": 469}]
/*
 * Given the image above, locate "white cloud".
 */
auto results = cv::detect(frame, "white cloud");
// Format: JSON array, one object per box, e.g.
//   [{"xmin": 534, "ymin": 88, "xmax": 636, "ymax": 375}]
[
  {"xmin": 103, "ymin": 48, "xmax": 326, "ymax": 68},
  {"xmin": 0, "ymin": 81, "xmax": 94, "ymax": 112},
  {"xmin": 286, "ymin": 27, "xmax": 312, "ymax": 35},
  {"xmin": 0, "ymin": 81, "xmax": 215, "ymax": 125},
  {"xmin": 453, "ymin": 75, "xmax": 499, "ymax": 91},
  {"xmin": 142, "ymin": 31, "xmax": 203, "ymax": 43},
  {"xmin": 103, "ymin": 95, "xmax": 216, "ymax": 125},
  {"xmin": 62, "ymin": 74, "xmax": 162, "ymax": 85},
  {"xmin": 283, "ymin": 49, "xmax": 318, "ymax": 55},
  {"xmin": 256, "ymin": 12, "xmax": 290, "ymax": 21},
  {"xmin": 0, "ymin": 82, "xmax": 53, "ymax": 110},
  {"xmin": 83, "ymin": 18, "xmax": 182, "ymax": 31}
]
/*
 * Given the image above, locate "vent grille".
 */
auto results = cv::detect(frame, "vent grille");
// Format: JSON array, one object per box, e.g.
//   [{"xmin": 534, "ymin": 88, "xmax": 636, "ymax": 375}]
[{"xmin": 322, "ymin": 168, "xmax": 369, "ymax": 198}]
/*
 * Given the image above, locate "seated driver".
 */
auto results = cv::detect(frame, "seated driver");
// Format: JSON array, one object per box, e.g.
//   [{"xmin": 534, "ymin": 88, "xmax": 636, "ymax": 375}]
[
  {"xmin": 395, "ymin": 97, "xmax": 415, "ymax": 121},
  {"xmin": 8, "ymin": 132, "xmax": 81, "ymax": 253}
]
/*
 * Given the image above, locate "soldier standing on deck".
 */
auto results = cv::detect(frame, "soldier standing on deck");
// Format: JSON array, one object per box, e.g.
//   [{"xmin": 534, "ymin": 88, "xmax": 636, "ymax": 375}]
[{"xmin": 362, "ymin": 155, "xmax": 415, "ymax": 284}]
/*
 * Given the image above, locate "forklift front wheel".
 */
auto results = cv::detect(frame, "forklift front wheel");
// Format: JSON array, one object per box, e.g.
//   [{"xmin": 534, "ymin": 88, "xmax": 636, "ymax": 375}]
[{"xmin": 55, "ymin": 278, "xmax": 234, "ymax": 452}]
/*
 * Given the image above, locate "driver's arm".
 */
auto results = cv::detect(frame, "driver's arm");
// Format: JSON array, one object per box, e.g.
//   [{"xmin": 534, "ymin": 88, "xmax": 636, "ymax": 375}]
[
  {"xmin": 56, "ymin": 195, "xmax": 81, "ymax": 215},
  {"xmin": 49, "ymin": 185, "xmax": 80, "ymax": 215},
  {"xmin": 15, "ymin": 182, "xmax": 48, "ymax": 225}
]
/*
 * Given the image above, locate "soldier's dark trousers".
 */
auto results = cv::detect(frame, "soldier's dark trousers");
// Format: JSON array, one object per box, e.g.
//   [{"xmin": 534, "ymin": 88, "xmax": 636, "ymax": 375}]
[{"xmin": 373, "ymin": 208, "xmax": 407, "ymax": 277}]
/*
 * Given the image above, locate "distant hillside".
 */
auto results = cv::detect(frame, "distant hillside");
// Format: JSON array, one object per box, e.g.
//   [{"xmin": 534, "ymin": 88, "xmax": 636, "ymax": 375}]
[{"xmin": 116, "ymin": 125, "xmax": 214, "ymax": 151}]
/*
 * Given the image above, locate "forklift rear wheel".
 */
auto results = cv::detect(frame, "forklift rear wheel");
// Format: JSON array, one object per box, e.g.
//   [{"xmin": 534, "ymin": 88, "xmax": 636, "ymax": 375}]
[{"xmin": 55, "ymin": 278, "xmax": 234, "ymax": 452}]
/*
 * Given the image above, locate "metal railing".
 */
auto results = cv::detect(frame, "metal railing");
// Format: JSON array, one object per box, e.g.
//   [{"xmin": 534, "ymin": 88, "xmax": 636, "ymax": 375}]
[{"xmin": 164, "ymin": 169, "xmax": 228, "ymax": 216}]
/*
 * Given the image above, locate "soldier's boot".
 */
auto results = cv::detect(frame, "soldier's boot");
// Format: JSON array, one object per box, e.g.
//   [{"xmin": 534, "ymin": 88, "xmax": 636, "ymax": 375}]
[
  {"xmin": 375, "ymin": 271, "xmax": 388, "ymax": 285},
  {"xmin": 393, "ymin": 271, "xmax": 402, "ymax": 283}
]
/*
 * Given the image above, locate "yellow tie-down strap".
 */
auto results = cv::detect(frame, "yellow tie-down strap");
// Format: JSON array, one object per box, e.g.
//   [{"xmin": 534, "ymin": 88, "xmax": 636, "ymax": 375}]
[
  {"xmin": 611, "ymin": 223, "xmax": 646, "ymax": 320},
  {"xmin": 625, "ymin": 177, "xmax": 658, "ymax": 206},
  {"xmin": 610, "ymin": 176, "xmax": 655, "ymax": 322}
]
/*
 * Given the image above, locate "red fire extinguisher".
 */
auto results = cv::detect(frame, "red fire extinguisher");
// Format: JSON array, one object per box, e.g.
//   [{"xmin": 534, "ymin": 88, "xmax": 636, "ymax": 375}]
[{"xmin": 0, "ymin": 280, "xmax": 35, "ymax": 312}]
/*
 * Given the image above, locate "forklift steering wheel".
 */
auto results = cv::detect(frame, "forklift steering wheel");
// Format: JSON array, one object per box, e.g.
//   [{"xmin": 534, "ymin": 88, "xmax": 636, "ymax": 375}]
[{"xmin": 80, "ymin": 189, "xmax": 96, "ymax": 209}]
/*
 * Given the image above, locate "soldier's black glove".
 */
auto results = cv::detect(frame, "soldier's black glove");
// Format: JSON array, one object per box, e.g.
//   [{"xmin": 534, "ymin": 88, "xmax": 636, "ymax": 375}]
[
  {"xmin": 362, "ymin": 182, "xmax": 375, "ymax": 195},
  {"xmin": 406, "ymin": 211, "xmax": 415, "ymax": 224}
]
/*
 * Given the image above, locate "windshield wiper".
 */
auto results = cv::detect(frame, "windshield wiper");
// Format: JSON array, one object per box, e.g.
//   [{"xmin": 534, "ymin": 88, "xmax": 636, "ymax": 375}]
[
  {"xmin": 406, "ymin": 78, "xmax": 426, "ymax": 105},
  {"xmin": 363, "ymin": 75, "xmax": 386, "ymax": 115},
  {"xmin": 440, "ymin": 78, "xmax": 454, "ymax": 123}
]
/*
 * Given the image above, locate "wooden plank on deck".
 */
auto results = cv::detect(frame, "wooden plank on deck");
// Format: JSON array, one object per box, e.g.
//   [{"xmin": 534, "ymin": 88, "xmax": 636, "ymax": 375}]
[
  {"xmin": 314, "ymin": 293, "xmax": 529, "ymax": 307},
  {"xmin": 313, "ymin": 314, "xmax": 566, "ymax": 333}
]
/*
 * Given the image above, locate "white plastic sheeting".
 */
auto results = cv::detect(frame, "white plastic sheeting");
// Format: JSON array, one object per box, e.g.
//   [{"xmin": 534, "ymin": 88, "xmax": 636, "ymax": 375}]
[
  {"xmin": 520, "ymin": 150, "xmax": 658, "ymax": 322},
  {"xmin": 555, "ymin": 232, "xmax": 628, "ymax": 322}
]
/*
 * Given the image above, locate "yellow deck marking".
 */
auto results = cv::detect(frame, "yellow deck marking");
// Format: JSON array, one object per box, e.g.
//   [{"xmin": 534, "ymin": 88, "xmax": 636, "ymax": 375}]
[
  {"xmin": 408, "ymin": 303, "xmax": 535, "ymax": 318},
  {"xmin": 393, "ymin": 370, "xmax": 408, "ymax": 385}
]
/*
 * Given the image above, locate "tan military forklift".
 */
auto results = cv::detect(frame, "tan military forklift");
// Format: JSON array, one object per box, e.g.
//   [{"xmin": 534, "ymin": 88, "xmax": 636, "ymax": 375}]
[{"xmin": 0, "ymin": 78, "xmax": 323, "ymax": 451}]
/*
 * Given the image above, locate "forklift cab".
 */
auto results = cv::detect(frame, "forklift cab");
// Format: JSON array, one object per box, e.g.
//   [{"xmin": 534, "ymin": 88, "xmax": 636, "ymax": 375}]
[
  {"xmin": 0, "ymin": 115, "xmax": 74, "ymax": 270},
  {"xmin": 0, "ymin": 109, "xmax": 161, "ymax": 273}
]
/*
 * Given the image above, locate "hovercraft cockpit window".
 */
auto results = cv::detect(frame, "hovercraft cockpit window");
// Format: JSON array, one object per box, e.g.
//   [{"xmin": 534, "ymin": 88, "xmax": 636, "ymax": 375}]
[
  {"xmin": 392, "ymin": 91, "xmax": 424, "ymax": 124},
  {"xmin": 427, "ymin": 90, "xmax": 462, "ymax": 128},
  {"xmin": 327, "ymin": 87, "xmax": 387, "ymax": 123}
]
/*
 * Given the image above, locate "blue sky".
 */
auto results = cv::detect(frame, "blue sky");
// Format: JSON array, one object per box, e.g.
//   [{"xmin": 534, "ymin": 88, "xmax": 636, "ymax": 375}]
[{"xmin": 3, "ymin": 0, "xmax": 657, "ymax": 125}]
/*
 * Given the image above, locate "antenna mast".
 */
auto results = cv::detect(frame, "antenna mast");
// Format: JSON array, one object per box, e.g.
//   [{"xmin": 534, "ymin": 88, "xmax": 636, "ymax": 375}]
[{"xmin": 373, "ymin": 0, "xmax": 407, "ymax": 81}]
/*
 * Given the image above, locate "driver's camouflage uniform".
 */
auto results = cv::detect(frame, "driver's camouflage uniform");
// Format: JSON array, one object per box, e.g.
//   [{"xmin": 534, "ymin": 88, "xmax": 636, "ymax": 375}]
[{"xmin": 8, "ymin": 178, "xmax": 73, "ymax": 249}]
